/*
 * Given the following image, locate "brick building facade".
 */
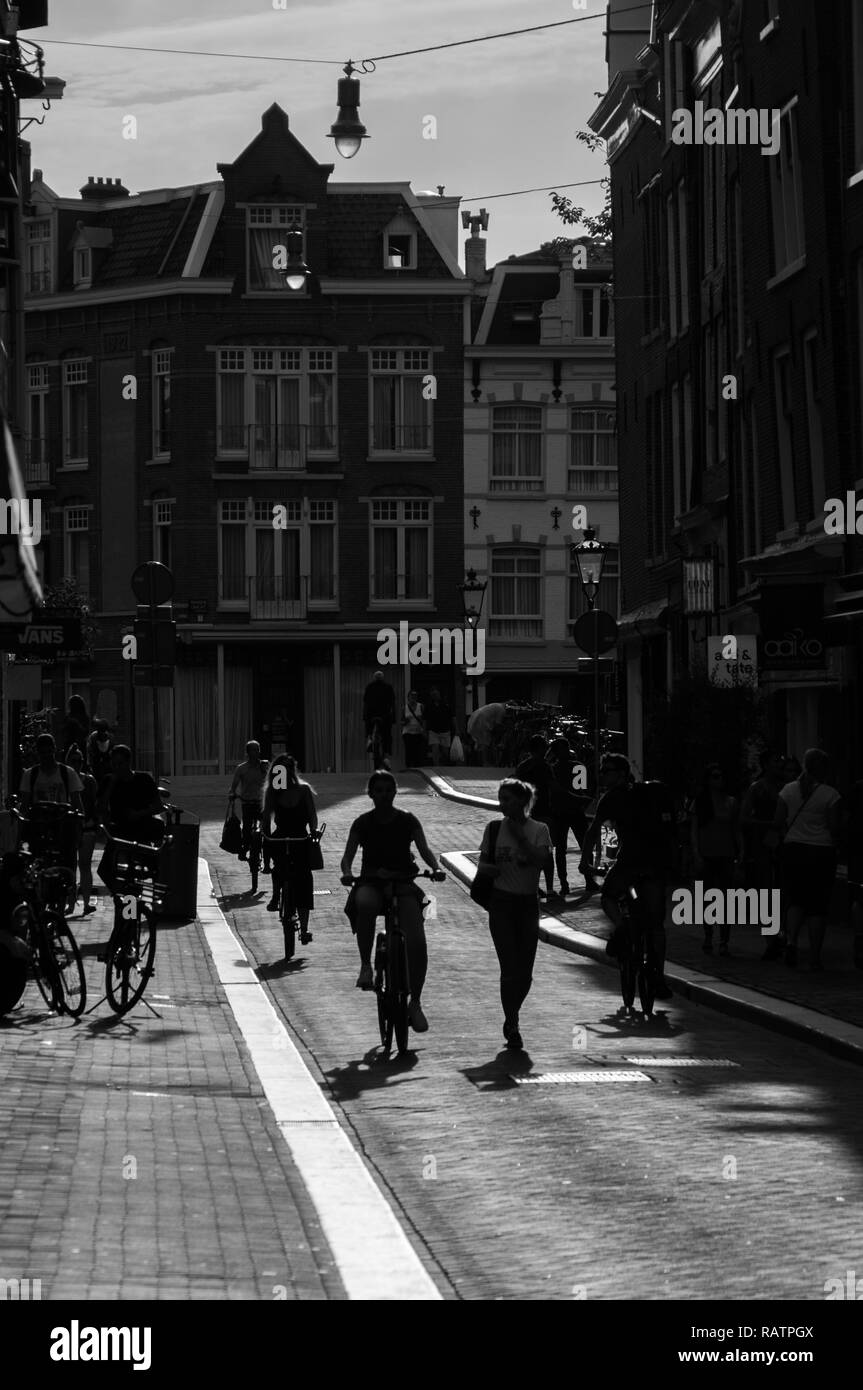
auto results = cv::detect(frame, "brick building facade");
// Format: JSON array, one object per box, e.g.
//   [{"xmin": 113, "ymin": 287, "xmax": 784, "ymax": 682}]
[{"xmin": 22, "ymin": 105, "xmax": 470, "ymax": 773}]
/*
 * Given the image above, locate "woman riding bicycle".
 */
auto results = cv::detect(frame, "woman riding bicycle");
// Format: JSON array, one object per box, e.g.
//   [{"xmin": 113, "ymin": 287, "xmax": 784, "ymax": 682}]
[
  {"xmin": 262, "ymin": 755, "xmax": 317, "ymax": 954},
  {"xmin": 340, "ymin": 770, "xmax": 444, "ymax": 1033}
]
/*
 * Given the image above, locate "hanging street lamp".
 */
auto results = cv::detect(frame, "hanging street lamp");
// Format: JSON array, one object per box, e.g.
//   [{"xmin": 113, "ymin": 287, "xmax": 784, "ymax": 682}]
[{"xmin": 328, "ymin": 61, "xmax": 369, "ymax": 159}]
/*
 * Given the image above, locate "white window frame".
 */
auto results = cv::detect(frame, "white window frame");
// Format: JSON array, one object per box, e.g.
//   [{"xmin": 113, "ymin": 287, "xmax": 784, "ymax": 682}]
[
  {"xmin": 308, "ymin": 499, "xmax": 338, "ymax": 606},
  {"xmin": 769, "ymin": 100, "xmax": 805, "ymax": 278},
  {"xmin": 490, "ymin": 404, "xmax": 544, "ymax": 493},
  {"xmin": 63, "ymin": 505, "xmax": 91, "ymax": 593},
  {"xmin": 384, "ymin": 231, "xmax": 416, "ymax": 270},
  {"xmin": 25, "ymin": 364, "xmax": 49, "ymax": 483},
  {"xmin": 152, "ymin": 349, "xmax": 172, "ymax": 459},
  {"xmin": 488, "ymin": 547, "xmax": 543, "ymax": 641},
  {"xmin": 368, "ymin": 348, "xmax": 433, "ymax": 457},
  {"xmin": 772, "ymin": 348, "xmax": 797, "ymax": 530},
  {"xmin": 245, "ymin": 205, "xmax": 306, "ymax": 294},
  {"xmin": 217, "ymin": 497, "xmax": 338, "ymax": 612},
  {"xmin": 24, "ymin": 218, "xmax": 52, "ymax": 295},
  {"xmin": 152, "ymin": 498, "xmax": 174, "ymax": 568},
  {"xmin": 62, "ymin": 359, "xmax": 89, "ymax": 467},
  {"xmin": 574, "ymin": 286, "xmax": 614, "ymax": 338},
  {"xmin": 369, "ymin": 498, "xmax": 433, "ymax": 605},
  {"xmin": 568, "ymin": 407, "xmax": 617, "ymax": 494},
  {"xmin": 216, "ymin": 346, "xmax": 338, "ymax": 466}
]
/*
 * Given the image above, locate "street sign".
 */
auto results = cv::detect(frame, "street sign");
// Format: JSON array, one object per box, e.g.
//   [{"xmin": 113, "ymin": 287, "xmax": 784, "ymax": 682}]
[
  {"xmin": 573, "ymin": 608, "xmax": 618, "ymax": 656},
  {"xmin": 0, "ymin": 618, "xmax": 83, "ymax": 658},
  {"xmin": 131, "ymin": 561, "xmax": 174, "ymax": 607}
]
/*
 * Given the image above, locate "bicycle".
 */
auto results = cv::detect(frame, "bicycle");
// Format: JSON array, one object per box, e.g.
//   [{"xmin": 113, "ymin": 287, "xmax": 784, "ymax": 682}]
[
  {"xmin": 342, "ymin": 869, "xmax": 444, "ymax": 1055},
  {"xmin": 100, "ymin": 829, "xmax": 169, "ymax": 1015},
  {"xmin": 263, "ymin": 827, "xmax": 324, "ymax": 960},
  {"xmin": 11, "ymin": 808, "xmax": 87, "ymax": 1018},
  {"xmin": 367, "ymin": 718, "xmax": 389, "ymax": 771},
  {"xmin": 616, "ymin": 882, "xmax": 656, "ymax": 1020}
]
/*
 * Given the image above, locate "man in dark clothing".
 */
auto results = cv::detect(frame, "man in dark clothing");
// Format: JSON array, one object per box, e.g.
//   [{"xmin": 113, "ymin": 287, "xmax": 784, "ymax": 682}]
[
  {"xmin": 545, "ymin": 736, "xmax": 592, "ymax": 897},
  {"xmin": 515, "ymin": 735, "xmax": 555, "ymax": 895},
  {"xmin": 104, "ymin": 745, "xmax": 165, "ymax": 847},
  {"xmin": 424, "ymin": 688, "xmax": 456, "ymax": 766},
  {"xmin": 363, "ymin": 672, "xmax": 396, "ymax": 758}
]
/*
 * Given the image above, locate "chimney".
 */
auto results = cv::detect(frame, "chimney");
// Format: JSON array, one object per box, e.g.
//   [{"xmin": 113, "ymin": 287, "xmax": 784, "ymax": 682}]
[
  {"xmin": 462, "ymin": 208, "xmax": 490, "ymax": 283},
  {"xmin": 79, "ymin": 176, "xmax": 130, "ymax": 200}
]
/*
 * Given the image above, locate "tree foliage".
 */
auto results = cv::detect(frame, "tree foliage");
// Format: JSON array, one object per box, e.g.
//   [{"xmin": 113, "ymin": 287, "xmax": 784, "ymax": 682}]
[{"xmin": 542, "ymin": 130, "xmax": 612, "ymax": 252}]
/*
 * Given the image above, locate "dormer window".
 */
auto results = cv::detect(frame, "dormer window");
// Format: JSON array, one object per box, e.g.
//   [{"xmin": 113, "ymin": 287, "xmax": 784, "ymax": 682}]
[
  {"xmin": 74, "ymin": 247, "xmax": 92, "ymax": 287},
  {"xmin": 383, "ymin": 213, "xmax": 417, "ymax": 271},
  {"xmin": 246, "ymin": 204, "xmax": 306, "ymax": 292},
  {"xmin": 25, "ymin": 219, "xmax": 52, "ymax": 294},
  {"xmin": 575, "ymin": 286, "xmax": 613, "ymax": 338}
]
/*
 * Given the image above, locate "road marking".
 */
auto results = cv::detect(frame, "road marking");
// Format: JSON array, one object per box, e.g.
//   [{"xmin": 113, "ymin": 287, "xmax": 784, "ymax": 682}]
[{"xmin": 197, "ymin": 860, "xmax": 441, "ymax": 1301}]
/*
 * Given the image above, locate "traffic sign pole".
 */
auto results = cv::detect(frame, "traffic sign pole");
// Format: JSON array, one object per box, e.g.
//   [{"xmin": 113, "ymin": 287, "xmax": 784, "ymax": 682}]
[{"xmin": 594, "ymin": 606, "xmax": 601, "ymax": 797}]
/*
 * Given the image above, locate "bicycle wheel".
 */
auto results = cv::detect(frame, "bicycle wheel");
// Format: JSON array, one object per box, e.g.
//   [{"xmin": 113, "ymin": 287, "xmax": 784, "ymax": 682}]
[
  {"xmin": 45, "ymin": 912, "xmax": 87, "ymax": 1018},
  {"xmin": 29, "ymin": 914, "xmax": 61, "ymax": 1012},
  {"xmin": 374, "ymin": 934, "xmax": 391, "ymax": 1050},
  {"xmin": 105, "ymin": 901, "xmax": 157, "ymax": 1015},
  {"xmin": 392, "ymin": 934, "xmax": 411, "ymax": 1055}
]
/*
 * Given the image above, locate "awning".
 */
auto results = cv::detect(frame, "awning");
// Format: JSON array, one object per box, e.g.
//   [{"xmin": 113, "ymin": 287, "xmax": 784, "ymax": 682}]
[{"xmin": 616, "ymin": 599, "xmax": 668, "ymax": 636}]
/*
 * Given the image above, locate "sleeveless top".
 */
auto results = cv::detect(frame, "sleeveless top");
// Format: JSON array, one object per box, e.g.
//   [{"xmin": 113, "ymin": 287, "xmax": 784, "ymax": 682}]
[{"xmin": 352, "ymin": 809, "xmax": 420, "ymax": 875}]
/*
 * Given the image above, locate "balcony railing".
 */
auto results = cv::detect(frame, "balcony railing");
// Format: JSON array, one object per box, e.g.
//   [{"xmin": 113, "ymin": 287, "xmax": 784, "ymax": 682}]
[
  {"xmin": 23, "ymin": 436, "xmax": 50, "ymax": 484},
  {"xmin": 369, "ymin": 422, "xmax": 432, "ymax": 454},
  {"xmin": 219, "ymin": 573, "xmax": 308, "ymax": 620},
  {"xmin": 217, "ymin": 423, "xmax": 339, "ymax": 471}
]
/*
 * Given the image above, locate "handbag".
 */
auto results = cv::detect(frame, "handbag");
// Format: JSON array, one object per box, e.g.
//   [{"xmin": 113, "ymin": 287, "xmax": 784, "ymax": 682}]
[
  {"xmin": 219, "ymin": 805, "xmax": 242, "ymax": 855},
  {"xmin": 470, "ymin": 821, "xmax": 502, "ymax": 910},
  {"xmin": 309, "ymin": 824, "xmax": 325, "ymax": 872}
]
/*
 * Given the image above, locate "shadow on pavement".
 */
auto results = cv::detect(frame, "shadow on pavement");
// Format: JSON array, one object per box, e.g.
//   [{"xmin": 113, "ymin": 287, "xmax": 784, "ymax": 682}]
[
  {"xmin": 324, "ymin": 1048, "xmax": 420, "ymax": 1100},
  {"xmin": 257, "ymin": 957, "xmax": 310, "ymax": 979},
  {"xmin": 461, "ymin": 1050, "xmax": 529, "ymax": 1090}
]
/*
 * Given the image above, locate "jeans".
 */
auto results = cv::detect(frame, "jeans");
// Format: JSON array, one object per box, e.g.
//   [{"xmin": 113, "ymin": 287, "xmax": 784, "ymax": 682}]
[
  {"xmin": 488, "ymin": 890, "xmax": 540, "ymax": 1027},
  {"xmin": 354, "ymin": 882, "xmax": 428, "ymax": 1000},
  {"xmin": 239, "ymin": 801, "xmax": 260, "ymax": 854}
]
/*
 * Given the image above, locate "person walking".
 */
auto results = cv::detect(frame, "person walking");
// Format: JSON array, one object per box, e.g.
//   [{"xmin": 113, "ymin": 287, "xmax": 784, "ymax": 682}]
[
  {"xmin": 86, "ymin": 719, "xmax": 115, "ymax": 793},
  {"xmin": 545, "ymin": 736, "xmax": 592, "ymax": 897},
  {"xmin": 475, "ymin": 778, "xmax": 552, "ymax": 1051},
  {"xmin": 60, "ymin": 695, "xmax": 90, "ymax": 763},
  {"xmin": 740, "ymin": 750, "xmax": 787, "ymax": 960},
  {"xmin": 363, "ymin": 671, "xmax": 396, "ymax": 763},
  {"xmin": 424, "ymin": 688, "xmax": 456, "ymax": 766},
  {"xmin": 515, "ymin": 735, "xmax": 555, "ymax": 896},
  {"xmin": 262, "ymin": 754, "xmax": 317, "ymax": 955},
  {"xmin": 401, "ymin": 690, "xmax": 426, "ymax": 768},
  {"xmin": 689, "ymin": 763, "xmax": 741, "ymax": 956},
  {"xmin": 65, "ymin": 744, "xmax": 98, "ymax": 915},
  {"xmin": 774, "ymin": 748, "xmax": 842, "ymax": 970}
]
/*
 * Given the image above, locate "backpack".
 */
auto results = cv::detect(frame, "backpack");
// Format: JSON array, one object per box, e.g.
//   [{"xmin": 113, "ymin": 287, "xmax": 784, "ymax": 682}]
[{"xmin": 627, "ymin": 780, "xmax": 677, "ymax": 872}]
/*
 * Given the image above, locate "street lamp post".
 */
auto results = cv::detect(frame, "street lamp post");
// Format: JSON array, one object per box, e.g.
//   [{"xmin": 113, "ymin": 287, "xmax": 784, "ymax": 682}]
[
  {"xmin": 457, "ymin": 568, "xmax": 487, "ymax": 726},
  {"xmin": 572, "ymin": 526, "xmax": 607, "ymax": 795}
]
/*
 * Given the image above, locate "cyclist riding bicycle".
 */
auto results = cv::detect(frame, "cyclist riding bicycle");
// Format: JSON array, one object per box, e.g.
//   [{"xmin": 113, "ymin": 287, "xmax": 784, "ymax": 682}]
[
  {"xmin": 340, "ymin": 770, "xmax": 444, "ymax": 1033},
  {"xmin": 229, "ymin": 740, "xmax": 269, "ymax": 863},
  {"xmin": 578, "ymin": 753, "xmax": 674, "ymax": 1000}
]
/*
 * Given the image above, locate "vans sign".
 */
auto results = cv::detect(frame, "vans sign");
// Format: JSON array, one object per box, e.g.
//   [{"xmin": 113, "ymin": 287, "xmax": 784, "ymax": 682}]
[{"xmin": 0, "ymin": 619, "xmax": 83, "ymax": 658}]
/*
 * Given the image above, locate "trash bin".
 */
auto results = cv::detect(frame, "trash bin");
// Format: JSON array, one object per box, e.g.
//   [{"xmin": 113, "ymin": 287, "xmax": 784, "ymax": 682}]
[{"xmin": 157, "ymin": 807, "xmax": 199, "ymax": 920}]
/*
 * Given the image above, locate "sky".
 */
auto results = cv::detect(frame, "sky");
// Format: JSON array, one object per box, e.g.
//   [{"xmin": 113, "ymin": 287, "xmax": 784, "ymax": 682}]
[{"xmin": 20, "ymin": 0, "xmax": 610, "ymax": 268}]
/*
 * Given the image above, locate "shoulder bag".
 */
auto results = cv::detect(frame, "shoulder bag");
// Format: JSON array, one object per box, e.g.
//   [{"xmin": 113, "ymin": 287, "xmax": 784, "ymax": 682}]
[{"xmin": 470, "ymin": 820, "xmax": 502, "ymax": 910}]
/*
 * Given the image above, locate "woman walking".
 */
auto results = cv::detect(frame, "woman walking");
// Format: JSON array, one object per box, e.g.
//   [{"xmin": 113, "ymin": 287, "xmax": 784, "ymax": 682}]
[
  {"xmin": 774, "ymin": 748, "xmax": 842, "ymax": 970},
  {"xmin": 65, "ymin": 744, "xmax": 98, "ymax": 915},
  {"xmin": 475, "ymin": 778, "xmax": 552, "ymax": 1051},
  {"xmin": 262, "ymin": 755, "xmax": 318, "ymax": 959},
  {"xmin": 61, "ymin": 695, "xmax": 90, "ymax": 762},
  {"xmin": 689, "ymin": 764, "xmax": 741, "ymax": 955},
  {"xmin": 401, "ymin": 690, "xmax": 426, "ymax": 768}
]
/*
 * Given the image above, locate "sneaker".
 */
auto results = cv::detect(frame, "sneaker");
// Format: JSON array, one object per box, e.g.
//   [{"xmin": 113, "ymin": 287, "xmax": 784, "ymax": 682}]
[
  {"xmin": 356, "ymin": 963, "xmax": 374, "ymax": 990},
  {"xmin": 82, "ymin": 902, "xmax": 95, "ymax": 915},
  {"xmin": 408, "ymin": 1000, "xmax": 429, "ymax": 1032},
  {"xmin": 238, "ymin": 851, "xmax": 247, "ymax": 862},
  {"xmin": 300, "ymin": 931, "xmax": 313, "ymax": 944},
  {"xmin": 503, "ymin": 1021, "xmax": 524, "ymax": 1051},
  {"xmin": 266, "ymin": 897, "xmax": 279, "ymax": 912}
]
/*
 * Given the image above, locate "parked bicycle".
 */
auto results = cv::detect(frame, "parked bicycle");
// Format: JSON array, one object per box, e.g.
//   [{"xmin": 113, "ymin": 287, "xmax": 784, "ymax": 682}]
[
  {"xmin": 263, "ymin": 827, "xmax": 324, "ymax": 960},
  {"xmin": 100, "ymin": 830, "xmax": 169, "ymax": 1015},
  {"xmin": 342, "ymin": 869, "xmax": 443, "ymax": 1055},
  {"xmin": 11, "ymin": 807, "xmax": 86, "ymax": 1018}
]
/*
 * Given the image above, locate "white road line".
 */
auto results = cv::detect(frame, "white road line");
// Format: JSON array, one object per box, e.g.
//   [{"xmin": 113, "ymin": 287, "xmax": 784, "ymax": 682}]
[{"xmin": 197, "ymin": 860, "xmax": 442, "ymax": 1302}]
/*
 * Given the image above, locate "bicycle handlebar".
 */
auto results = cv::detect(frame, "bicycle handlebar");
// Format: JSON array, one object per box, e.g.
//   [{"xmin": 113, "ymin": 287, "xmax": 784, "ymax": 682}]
[{"xmin": 341, "ymin": 869, "xmax": 445, "ymax": 885}]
